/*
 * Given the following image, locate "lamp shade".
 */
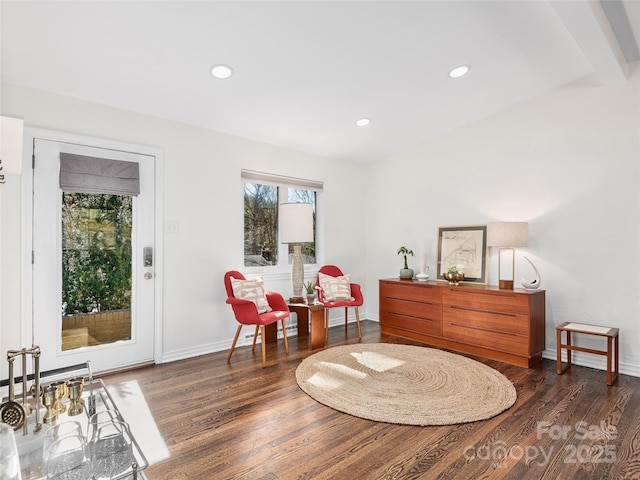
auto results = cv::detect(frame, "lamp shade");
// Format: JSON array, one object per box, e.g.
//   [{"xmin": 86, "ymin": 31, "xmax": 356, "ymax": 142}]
[
  {"xmin": 280, "ymin": 203, "xmax": 313, "ymax": 244},
  {"xmin": 0, "ymin": 115, "xmax": 24, "ymax": 176},
  {"xmin": 487, "ymin": 222, "xmax": 528, "ymax": 248}
]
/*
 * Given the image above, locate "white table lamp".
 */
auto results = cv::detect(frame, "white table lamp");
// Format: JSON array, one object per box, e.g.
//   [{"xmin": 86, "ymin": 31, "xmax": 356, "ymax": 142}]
[{"xmin": 487, "ymin": 222, "xmax": 528, "ymax": 289}]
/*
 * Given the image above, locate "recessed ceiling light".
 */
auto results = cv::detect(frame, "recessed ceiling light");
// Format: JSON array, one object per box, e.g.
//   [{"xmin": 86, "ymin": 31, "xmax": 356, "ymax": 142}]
[
  {"xmin": 210, "ymin": 64, "xmax": 234, "ymax": 79},
  {"xmin": 355, "ymin": 117, "xmax": 371, "ymax": 127},
  {"xmin": 448, "ymin": 65, "xmax": 470, "ymax": 78}
]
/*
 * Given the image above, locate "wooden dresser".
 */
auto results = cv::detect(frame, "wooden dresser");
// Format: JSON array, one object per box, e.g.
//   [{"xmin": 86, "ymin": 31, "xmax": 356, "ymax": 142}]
[{"xmin": 379, "ymin": 279, "xmax": 546, "ymax": 367}]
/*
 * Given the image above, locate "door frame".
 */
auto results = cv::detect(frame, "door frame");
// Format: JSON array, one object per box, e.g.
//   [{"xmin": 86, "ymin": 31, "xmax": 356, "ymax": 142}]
[{"xmin": 20, "ymin": 127, "xmax": 164, "ymax": 369}]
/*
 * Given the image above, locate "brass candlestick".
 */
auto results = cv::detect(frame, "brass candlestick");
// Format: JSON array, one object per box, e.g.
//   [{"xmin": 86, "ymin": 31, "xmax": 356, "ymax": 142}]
[
  {"xmin": 50, "ymin": 380, "xmax": 67, "ymax": 414},
  {"xmin": 67, "ymin": 379, "xmax": 84, "ymax": 416},
  {"xmin": 42, "ymin": 385, "xmax": 59, "ymax": 425}
]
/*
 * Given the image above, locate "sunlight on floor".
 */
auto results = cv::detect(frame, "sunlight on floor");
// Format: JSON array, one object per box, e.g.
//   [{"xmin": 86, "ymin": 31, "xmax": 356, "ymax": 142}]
[
  {"xmin": 351, "ymin": 351, "xmax": 405, "ymax": 372},
  {"xmin": 307, "ymin": 351, "xmax": 406, "ymax": 390},
  {"xmin": 107, "ymin": 380, "xmax": 170, "ymax": 465},
  {"xmin": 308, "ymin": 361, "xmax": 367, "ymax": 389}
]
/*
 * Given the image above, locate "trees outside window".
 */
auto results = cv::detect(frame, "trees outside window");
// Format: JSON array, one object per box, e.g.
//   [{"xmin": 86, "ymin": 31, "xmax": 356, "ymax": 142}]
[
  {"xmin": 244, "ymin": 183, "xmax": 278, "ymax": 266},
  {"xmin": 243, "ymin": 173, "xmax": 320, "ymax": 269},
  {"xmin": 61, "ymin": 193, "xmax": 132, "ymax": 314}
]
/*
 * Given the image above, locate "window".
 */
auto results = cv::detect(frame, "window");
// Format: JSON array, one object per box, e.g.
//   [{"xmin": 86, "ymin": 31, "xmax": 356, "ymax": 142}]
[
  {"xmin": 242, "ymin": 170, "xmax": 321, "ymax": 269},
  {"xmin": 61, "ymin": 192, "xmax": 133, "ymax": 350}
]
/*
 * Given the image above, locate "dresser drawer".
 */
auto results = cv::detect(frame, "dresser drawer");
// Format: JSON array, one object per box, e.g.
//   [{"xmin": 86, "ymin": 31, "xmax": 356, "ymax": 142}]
[
  {"xmin": 442, "ymin": 288, "xmax": 530, "ymax": 316},
  {"xmin": 380, "ymin": 297, "xmax": 442, "ymax": 321},
  {"xmin": 381, "ymin": 282, "xmax": 442, "ymax": 303},
  {"xmin": 443, "ymin": 317, "xmax": 529, "ymax": 356},
  {"xmin": 381, "ymin": 312, "xmax": 442, "ymax": 337},
  {"xmin": 443, "ymin": 305, "xmax": 529, "ymax": 336}
]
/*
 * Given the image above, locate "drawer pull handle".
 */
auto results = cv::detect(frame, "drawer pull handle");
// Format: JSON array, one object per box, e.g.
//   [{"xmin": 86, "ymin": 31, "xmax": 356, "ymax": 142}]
[
  {"xmin": 449, "ymin": 305, "xmax": 517, "ymax": 317},
  {"xmin": 385, "ymin": 312, "xmax": 438, "ymax": 323},
  {"xmin": 388, "ymin": 296, "xmax": 439, "ymax": 306},
  {"xmin": 450, "ymin": 322, "xmax": 521, "ymax": 337}
]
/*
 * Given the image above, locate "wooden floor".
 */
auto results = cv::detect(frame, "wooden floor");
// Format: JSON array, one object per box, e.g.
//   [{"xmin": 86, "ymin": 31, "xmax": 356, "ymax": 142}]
[{"xmin": 103, "ymin": 321, "xmax": 640, "ymax": 480}]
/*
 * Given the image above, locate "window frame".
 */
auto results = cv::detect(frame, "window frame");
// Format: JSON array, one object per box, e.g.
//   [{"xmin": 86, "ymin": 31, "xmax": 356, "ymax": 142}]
[{"xmin": 241, "ymin": 170, "xmax": 323, "ymax": 280}]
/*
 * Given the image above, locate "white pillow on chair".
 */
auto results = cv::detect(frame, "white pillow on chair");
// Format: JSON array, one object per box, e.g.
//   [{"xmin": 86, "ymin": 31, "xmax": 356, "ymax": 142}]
[
  {"xmin": 230, "ymin": 276, "xmax": 272, "ymax": 313},
  {"xmin": 319, "ymin": 272, "xmax": 354, "ymax": 302}
]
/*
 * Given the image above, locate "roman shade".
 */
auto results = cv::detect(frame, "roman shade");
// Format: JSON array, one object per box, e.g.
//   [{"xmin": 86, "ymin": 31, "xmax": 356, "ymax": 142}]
[{"xmin": 59, "ymin": 153, "xmax": 140, "ymax": 196}]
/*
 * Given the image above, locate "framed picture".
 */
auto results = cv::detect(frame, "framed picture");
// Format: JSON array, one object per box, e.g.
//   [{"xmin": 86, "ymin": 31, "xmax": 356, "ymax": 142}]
[{"xmin": 436, "ymin": 225, "xmax": 488, "ymax": 284}]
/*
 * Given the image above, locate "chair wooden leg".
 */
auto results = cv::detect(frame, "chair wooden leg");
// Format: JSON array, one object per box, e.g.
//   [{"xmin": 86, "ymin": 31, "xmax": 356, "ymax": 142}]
[
  {"xmin": 344, "ymin": 307, "xmax": 348, "ymax": 332},
  {"xmin": 251, "ymin": 325, "xmax": 259, "ymax": 351},
  {"xmin": 281, "ymin": 319, "xmax": 289, "ymax": 354},
  {"xmin": 325, "ymin": 309, "xmax": 329, "ymax": 341},
  {"xmin": 261, "ymin": 326, "xmax": 267, "ymax": 368},
  {"xmin": 227, "ymin": 325, "xmax": 243, "ymax": 363},
  {"xmin": 355, "ymin": 307, "xmax": 362, "ymax": 339}
]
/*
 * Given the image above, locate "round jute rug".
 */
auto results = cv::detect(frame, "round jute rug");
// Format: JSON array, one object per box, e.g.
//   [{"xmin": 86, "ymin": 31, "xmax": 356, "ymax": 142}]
[{"xmin": 295, "ymin": 343, "xmax": 517, "ymax": 426}]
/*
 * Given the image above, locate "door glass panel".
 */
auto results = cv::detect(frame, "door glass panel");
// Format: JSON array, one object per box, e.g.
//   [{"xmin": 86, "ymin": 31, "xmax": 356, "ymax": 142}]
[{"xmin": 61, "ymin": 192, "xmax": 132, "ymax": 351}]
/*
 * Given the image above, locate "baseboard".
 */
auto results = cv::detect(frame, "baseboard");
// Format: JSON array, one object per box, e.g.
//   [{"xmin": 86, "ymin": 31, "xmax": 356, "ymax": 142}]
[
  {"xmin": 326, "ymin": 310, "xmax": 379, "ymax": 329},
  {"xmin": 161, "ymin": 321, "xmax": 301, "ymax": 364},
  {"xmin": 159, "ymin": 314, "xmax": 640, "ymax": 380},
  {"xmin": 543, "ymin": 348, "xmax": 640, "ymax": 378},
  {"xmin": 160, "ymin": 340, "xmax": 229, "ymax": 364},
  {"xmin": 160, "ymin": 314, "xmax": 378, "ymax": 364},
  {"xmin": 243, "ymin": 322, "xmax": 299, "ymax": 343}
]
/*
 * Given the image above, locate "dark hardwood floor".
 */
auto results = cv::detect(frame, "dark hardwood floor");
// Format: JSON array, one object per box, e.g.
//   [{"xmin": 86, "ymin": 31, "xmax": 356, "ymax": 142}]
[{"xmin": 102, "ymin": 320, "xmax": 640, "ymax": 479}]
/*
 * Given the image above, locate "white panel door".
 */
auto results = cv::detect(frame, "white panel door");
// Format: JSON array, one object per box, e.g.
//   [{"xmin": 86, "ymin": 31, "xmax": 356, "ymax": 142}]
[{"xmin": 31, "ymin": 137, "xmax": 156, "ymax": 374}]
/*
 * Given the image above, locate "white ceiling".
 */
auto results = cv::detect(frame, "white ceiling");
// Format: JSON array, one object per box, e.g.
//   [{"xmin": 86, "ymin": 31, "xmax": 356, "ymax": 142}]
[{"xmin": 1, "ymin": 1, "xmax": 638, "ymax": 164}]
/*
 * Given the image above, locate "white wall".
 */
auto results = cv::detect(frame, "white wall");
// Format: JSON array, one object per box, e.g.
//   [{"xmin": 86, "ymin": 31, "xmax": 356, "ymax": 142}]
[
  {"xmin": 0, "ymin": 82, "xmax": 367, "ymax": 375},
  {"xmin": 365, "ymin": 70, "xmax": 640, "ymax": 376},
  {"xmin": 2, "ymin": 67, "xmax": 639, "ymax": 379}
]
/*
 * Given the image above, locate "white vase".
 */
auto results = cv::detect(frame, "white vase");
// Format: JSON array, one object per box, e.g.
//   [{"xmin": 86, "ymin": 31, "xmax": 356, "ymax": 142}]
[{"xmin": 416, "ymin": 253, "xmax": 429, "ymax": 281}]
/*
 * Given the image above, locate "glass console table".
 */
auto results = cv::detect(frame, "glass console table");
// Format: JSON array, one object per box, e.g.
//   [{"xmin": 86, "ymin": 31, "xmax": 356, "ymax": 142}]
[{"xmin": 15, "ymin": 378, "xmax": 148, "ymax": 480}]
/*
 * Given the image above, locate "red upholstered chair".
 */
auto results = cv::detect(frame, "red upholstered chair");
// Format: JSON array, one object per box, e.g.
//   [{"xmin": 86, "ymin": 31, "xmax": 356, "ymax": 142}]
[
  {"xmin": 314, "ymin": 265, "xmax": 363, "ymax": 340},
  {"xmin": 224, "ymin": 270, "xmax": 289, "ymax": 368}
]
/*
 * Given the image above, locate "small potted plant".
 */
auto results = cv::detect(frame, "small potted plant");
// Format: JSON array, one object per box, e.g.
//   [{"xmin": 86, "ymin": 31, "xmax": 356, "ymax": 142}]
[
  {"xmin": 397, "ymin": 246, "xmax": 415, "ymax": 280},
  {"xmin": 443, "ymin": 265, "xmax": 465, "ymax": 285},
  {"xmin": 304, "ymin": 280, "xmax": 316, "ymax": 304}
]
